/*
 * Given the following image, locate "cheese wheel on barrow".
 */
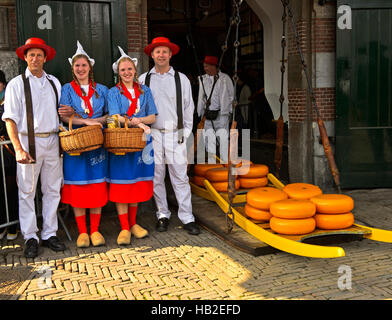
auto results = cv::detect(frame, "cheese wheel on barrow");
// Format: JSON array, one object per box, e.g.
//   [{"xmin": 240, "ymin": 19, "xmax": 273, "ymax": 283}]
[
  {"xmin": 237, "ymin": 164, "xmax": 269, "ymax": 178},
  {"xmin": 191, "ymin": 175, "xmax": 206, "ymax": 187},
  {"xmin": 270, "ymin": 217, "xmax": 316, "ymax": 235},
  {"xmin": 239, "ymin": 176, "xmax": 268, "ymax": 189},
  {"xmin": 211, "ymin": 179, "xmax": 240, "ymax": 192},
  {"xmin": 244, "ymin": 204, "xmax": 272, "ymax": 221},
  {"xmin": 223, "ymin": 159, "xmax": 253, "ymax": 168},
  {"xmin": 194, "ymin": 164, "xmax": 223, "ymax": 177},
  {"xmin": 315, "ymin": 212, "xmax": 354, "ymax": 230},
  {"xmin": 246, "ymin": 187, "xmax": 288, "ymax": 210},
  {"xmin": 283, "ymin": 183, "xmax": 322, "ymax": 200},
  {"xmin": 310, "ymin": 194, "xmax": 354, "ymax": 214},
  {"xmin": 205, "ymin": 167, "xmax": 231, "ymax": 182},
  {"xmin": 270, "ymin": 199, "xmax": 316, "ymax": 219}
]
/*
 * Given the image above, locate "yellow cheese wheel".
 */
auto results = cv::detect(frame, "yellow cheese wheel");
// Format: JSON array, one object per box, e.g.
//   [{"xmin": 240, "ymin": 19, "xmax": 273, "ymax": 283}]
[
  {"xmin": 310, "ymin": 194, "xmax": 354, "ymax": 214},
  {"xmin": 283, "ymin": 183, "xmax": 322, "ymax": 200},
  {"xmin": 211, "ymin": 180, "xmax": 240, "ymax": 192},
  {"xmin": 244, "ymin": 204, "xmax": 272, "ymax": 221},
  {"xmin": 270, "ymin": 199, "xmax": 316, "ymax": 219},
  {"xmin": 205, "ymin": 167, "xmax": 232, "ymax": 182},
  {"xmin": 270, "ymin": 217, "xmax": 316, "ymax": 235},
  {"xmin": 239, "ymin": 177, "xmax": 268, "ymax": 189},
  {"xmin": 314, "ymin": 213, "xmax": 354, "ymax": 230},
  {"xmin": 194, "ymin": 164, "xmax": 224, "ymax": 177},
  {"xmin": 237, "ymin": 164, "xmax": 269, "ymax": 178},
  {"xmin": 192, "ymin": 175, "xmax": 206, "ymax": 187},
  {"xmin": 246, "ymin": 187, "xmax": 288, "ymax": 210}
]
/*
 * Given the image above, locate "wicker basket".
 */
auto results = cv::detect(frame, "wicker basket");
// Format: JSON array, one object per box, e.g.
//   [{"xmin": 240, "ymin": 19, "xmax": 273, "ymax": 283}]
[
  {"xmin": 104, "ymin": 116, "xmax": 146, "ymax": 155},
  {"xmin": 59, "ymin": 113, "xmax": 104, "ymax": 155}
]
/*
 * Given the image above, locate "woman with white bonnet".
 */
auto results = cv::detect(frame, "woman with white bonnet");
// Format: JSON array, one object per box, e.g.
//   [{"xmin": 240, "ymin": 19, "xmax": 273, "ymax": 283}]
[
  {"xmin": 59, "ymin": 41, "xmax": 109, "ymax": 248},
  {"xmin": 107, "ymin": 46, "xmax": 157, "ymax": 245}
]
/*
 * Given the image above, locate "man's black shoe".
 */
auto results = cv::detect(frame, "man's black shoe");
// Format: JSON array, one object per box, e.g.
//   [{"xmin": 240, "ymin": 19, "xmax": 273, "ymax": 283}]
[
  {"xmin": 156, "ymin": 218, "xmax": 169, "ymax": 232},
  {"xmin": 42, "ymin": 236, "xmax": 66, "ymax": 252},
  {"xmin": 183, "ymin": 222, "xmax": 200, "ymax": 235},
  {"xmin": 24, "ymin": 238, "xmax": 39, "ymax": 258}
]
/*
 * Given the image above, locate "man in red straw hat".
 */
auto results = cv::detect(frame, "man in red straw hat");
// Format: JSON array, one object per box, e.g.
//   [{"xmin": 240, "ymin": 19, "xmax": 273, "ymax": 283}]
[
  {"xmin": 2, "ymin": 37, "xmax": 66, "ymax": 258},
  {"xmin": 197, "ymin": 55, "xmax": 234, "ymax": 162},
  {"xmin": 139, "ymin": 36, "xmax": 200, "ymax": 235}
]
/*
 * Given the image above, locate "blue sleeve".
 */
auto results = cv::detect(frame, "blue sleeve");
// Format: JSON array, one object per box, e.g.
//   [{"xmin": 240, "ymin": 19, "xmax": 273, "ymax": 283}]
[
  {"xmin": 143, "ymin": 86, "xmax": 158, "ymax": 116},
  {"xmin": 59, "ymin": 84, "xmax": 72, "ymax": 109},
  {"xmin": 100, "ymin": 84, "xmax": 109, "ymax": 114},
  {"xmin": 107, "ymin": 87, "xmax": 122, "ymax": 116}
]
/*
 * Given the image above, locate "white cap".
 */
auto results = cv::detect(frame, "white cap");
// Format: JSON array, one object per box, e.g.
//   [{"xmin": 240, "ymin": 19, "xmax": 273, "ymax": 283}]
[
  {"xmin": 112, "ymin": 46, "xmax": 137, "ymax": 74},
  {"xmin": 68, "ymin": 41, "xmax": 95, "ymax": 66}
]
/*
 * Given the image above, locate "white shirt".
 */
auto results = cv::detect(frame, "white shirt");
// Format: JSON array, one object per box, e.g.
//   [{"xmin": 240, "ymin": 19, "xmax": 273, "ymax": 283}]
[
  {"xmin": 197, "ymin": 71, "xmax": 234, "ymax": 117},
  {"xmin": 139, "ymin": 67, "xmax": 194, "ymax": 137},
  {"xmin": 2, "ymin": 68, "xmax": 61, "ymax": 134}
]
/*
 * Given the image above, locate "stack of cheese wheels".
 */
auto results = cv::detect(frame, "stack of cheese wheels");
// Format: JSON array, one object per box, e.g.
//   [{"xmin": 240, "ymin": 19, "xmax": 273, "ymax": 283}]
[
  {"xmin": 245, "ymin": 187, "xmax": 288, "ymax": 222},
  {"xmin": 310, "ymin": 194, "xmax": 354, "ymax": 230},
  {"xmin": 204, "ymin": 167, "xmax": 240, "ymax": 192},
  {"xmin": 192, "ymin": 163, "xmax": 223, "ymax": 187},
  {"xmin": 269, "ymin": 199, "xmax": 316, "ymax": 235},
  {"xmin": 236, "ymin": 164, "xmax": 269, "ymax": 189},
  {"xmin": 283, "ymin": 183, "xmax": 322, "ymax": 200}
]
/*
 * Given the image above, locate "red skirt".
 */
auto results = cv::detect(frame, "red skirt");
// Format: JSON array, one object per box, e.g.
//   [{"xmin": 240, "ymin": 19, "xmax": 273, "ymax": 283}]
[
  {"xmin": 61, "ymin": 182, "xmax": 108, "ymax": 208},
  {"xmin": 109, "ymin": 180, "xmax": 153, "ymax": 204}
]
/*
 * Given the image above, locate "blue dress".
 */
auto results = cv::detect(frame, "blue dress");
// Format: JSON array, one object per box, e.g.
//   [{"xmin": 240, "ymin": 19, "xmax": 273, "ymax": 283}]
[
  {"xmin": 106, "ymin": 84, "xmax": 158, "ymax": 203},
  {"xmin": 59, "ymin": 82, "xmax": 109, "ymax": 208}
]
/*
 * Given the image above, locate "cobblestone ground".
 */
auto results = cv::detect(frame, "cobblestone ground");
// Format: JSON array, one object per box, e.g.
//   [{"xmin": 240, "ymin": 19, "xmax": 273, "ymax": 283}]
[{"xmin": 0, "ymin": 189, "xmax": 392, "ymax": 300}]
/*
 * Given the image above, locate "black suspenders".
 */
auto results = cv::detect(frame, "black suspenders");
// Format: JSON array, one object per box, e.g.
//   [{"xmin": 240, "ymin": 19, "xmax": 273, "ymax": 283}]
[
  {"xmin": 21, "ymin": 74, "xmax": 59, "ymax": 161},
  {"xmin": 145, "ymin": 70, "xmax": 184, "ymax": 144}
]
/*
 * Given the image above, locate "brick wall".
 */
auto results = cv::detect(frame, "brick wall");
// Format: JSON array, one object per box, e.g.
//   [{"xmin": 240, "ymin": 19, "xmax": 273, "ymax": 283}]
[
  {"xmin": 8, "ymin": 5, "xmax": 17, "ymax": 50},
  {"xmin": 126, "ymin": 1, "xmax": 148, "ymax": 53},
  {"xmin": 287, "ymin": 1, "xmax": 336, "ymax": 123},
  {"xmin": 312, "ymin": 17, "xmax": 335, "ymax": 53}
]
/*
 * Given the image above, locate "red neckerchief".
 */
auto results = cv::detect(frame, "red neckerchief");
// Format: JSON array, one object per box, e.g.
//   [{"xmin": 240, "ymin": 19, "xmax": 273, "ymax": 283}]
[
  {"xmin": 116, "ymin": 81, "xmax": 140, "ymax": 118},
  {"xmin": 71, "ymin": 80, "xmax": 94, "ymax": 118}
]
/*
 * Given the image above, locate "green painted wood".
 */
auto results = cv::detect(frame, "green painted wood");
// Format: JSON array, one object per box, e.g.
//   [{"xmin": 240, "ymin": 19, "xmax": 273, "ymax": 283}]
[
  {"xmin": 336, "ymin": 0, "xmax": 392, "ymax": 188},
  {"xmin": 16, "ymin": 0, "xmax": 127, "ymax": 87}
]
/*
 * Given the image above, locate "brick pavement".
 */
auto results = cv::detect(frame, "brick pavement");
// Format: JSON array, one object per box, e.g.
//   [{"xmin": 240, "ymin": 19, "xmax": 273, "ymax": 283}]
[{"xmin": 0, "ymin": 189, "xmax": 392, "ymax": 300}]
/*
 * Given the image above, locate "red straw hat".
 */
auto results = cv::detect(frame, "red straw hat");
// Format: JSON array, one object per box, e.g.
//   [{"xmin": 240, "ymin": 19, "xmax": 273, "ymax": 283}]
[
  {"xmin": 16, "ymin": 37, "xmax": 56, "ymax": 61},
  {"xmin": 144, "ymin": 37, "xmax": 180, "ymax": 56},
  {"xmin": 204, "ymin": 56, "xmax": 218, "ymax": 66}
]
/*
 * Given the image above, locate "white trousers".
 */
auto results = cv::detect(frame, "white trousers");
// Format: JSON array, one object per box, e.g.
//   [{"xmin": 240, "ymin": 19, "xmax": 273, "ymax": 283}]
[
  {"xmin": 203, "ymin": 114, "xmax": 230, "ymax": 162},
  {"xmin": 151, "ymin": 130, "xmax": 194, "ymax": 225},
  {"xmin": 17, "ymin": 134, "xmax": 63, "ymax": 242}
]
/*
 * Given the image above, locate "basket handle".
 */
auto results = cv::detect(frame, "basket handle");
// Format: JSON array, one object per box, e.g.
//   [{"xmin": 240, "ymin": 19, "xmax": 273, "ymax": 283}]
[
  {"xmin": 124, "ymin": 115, "xmax": 129, "ymax": 130},
  {"xmin": 68, "ymin": 113, "xmax": 81, "ymax": 131}
]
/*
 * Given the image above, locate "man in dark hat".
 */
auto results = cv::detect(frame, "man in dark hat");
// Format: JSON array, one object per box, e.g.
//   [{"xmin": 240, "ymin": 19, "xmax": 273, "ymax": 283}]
[
  {"xmin": 2, "ymin": 38, "xmax": 66, "ymax": 258},
  {"xmin": 139, "ymin": 37, "xmax": 200, "ymax": 235}
]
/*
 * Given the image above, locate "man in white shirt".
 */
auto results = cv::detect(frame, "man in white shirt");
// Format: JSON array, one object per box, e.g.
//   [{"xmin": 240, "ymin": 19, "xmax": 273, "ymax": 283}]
[
  {"xmin": 139, "ymin": 37, "xmax": 199, "ymax": 235},
  {"xmin": 197, "ymin": 56, "xmax": 234, "ymax": 162},
  {"xmin": 2, "ymin": 37, "xmax": 66, "ymax": 258}
]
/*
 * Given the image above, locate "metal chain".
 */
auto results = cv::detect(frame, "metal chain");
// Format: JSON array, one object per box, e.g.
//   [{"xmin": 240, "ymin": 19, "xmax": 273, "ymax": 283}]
[
  {"xmin": 279, "ymin": 0, "xmax": 288, "ymax": 115},
  {"xmin": 226, "ymin": 0, "xmax": 243, "ymax": 234}
]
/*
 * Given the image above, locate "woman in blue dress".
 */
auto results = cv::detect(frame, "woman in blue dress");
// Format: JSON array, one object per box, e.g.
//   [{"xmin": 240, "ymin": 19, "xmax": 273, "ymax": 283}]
[
  {"xmin": 59, "ymin": 41, "xmax": 109, "ymax": 248},
  {"xmin": 107, "ymin": 47, "xmax": 157, "ymax": 245}
]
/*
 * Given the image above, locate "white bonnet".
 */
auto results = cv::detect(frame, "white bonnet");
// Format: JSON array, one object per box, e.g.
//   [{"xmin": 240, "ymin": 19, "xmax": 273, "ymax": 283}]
[{"xmin": 112, "ymin": 46, "xmax": 137, "ymax": 74}]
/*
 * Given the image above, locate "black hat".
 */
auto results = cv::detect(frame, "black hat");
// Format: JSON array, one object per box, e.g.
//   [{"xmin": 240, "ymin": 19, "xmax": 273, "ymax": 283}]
[{"xmin": 0, "ymin": 70, "xmax": 6, "ymax": 85}]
